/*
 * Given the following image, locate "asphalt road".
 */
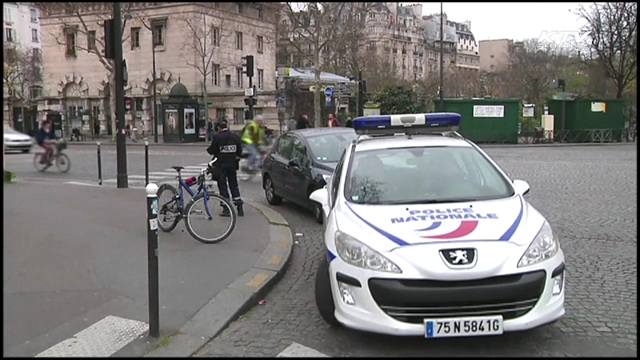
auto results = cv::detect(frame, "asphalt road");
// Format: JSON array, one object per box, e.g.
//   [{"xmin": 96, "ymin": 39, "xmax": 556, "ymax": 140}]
[
  {"xmin": 196, "ymin": 144, "xmax": 637, "ymax": 357},
  {"xmin": 3, "ymin": 179, "xmax": 269, "ymax": 356}
]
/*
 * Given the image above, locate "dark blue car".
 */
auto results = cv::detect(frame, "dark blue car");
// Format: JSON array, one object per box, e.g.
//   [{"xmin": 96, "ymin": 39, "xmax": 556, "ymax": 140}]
[{"xmin": 262, "ymin": 127, "xmax": 357, "ymax": 224}]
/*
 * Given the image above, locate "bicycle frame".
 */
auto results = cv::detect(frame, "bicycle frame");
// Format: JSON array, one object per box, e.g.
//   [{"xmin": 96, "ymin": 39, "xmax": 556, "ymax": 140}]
[{"xmin": 176, "ymin": 172, "xmax": 214, "ymax": 220}]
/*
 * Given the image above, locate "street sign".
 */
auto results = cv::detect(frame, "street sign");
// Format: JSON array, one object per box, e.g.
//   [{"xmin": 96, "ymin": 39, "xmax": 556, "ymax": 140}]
[
  {"xmin": 324, "ymin": 86, "xmax": 333, "ymax": 97},
  {"xmin": 325, "ymin": 96, "xmax": 332, "ymax": 107},
  {"xmin": 244, "ymin": 88, "xmax": 254, "ymax": 97}
]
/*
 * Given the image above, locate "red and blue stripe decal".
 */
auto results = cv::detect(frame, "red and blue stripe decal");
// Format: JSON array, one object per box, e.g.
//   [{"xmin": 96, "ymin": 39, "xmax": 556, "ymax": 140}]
[{"xmin": 345, "ymin": 197, "xmax": 524, "ymax": 245}]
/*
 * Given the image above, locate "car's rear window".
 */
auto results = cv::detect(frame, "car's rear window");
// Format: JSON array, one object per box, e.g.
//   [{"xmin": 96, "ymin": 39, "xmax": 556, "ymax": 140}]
[
  {"xmin": 345, "ymin": 146, "xmax": 514, "ymax": 205},
  {"xmin": 307, "ymin": 132, "xmax": 357, "ymax": 163}
]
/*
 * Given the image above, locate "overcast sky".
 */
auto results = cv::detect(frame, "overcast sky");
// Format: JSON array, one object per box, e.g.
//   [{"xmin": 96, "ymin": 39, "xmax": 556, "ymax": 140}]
[{"xmin": 404, "ymin": 2, "xmax": 592, "ymax": 42}]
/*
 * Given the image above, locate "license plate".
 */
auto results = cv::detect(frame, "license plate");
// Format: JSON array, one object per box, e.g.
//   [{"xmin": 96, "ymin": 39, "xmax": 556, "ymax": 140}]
[{"xmin": 425, "ymin": 315, "xmax": 503, "ymax": 338}]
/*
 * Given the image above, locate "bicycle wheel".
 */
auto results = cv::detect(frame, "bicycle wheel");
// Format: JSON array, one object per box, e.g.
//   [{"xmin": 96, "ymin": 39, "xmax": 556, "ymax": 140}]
[
  {"xmin": 33, "ymin": 153, "xmax": 49, "ymax": 172},
  {"xmin": 157, "ymin": 184, "xmax": 181, "ymax": 232},
  {"xmin": 184, "ymin": 192, "xmax": 236, "ymax": 244},
  {"xmin": 56, "ymin": 153, "xmax": 71, "ymax": 173}
]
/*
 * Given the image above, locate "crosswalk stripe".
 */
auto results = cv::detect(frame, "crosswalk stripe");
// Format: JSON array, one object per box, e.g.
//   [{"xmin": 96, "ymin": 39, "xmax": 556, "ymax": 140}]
[
  {"xmin": 276, "ymin": 342, "xmax": 329, "ymax": 357},
  {"xmin": 128, "ymin": 175, "xmax": 166, "ymax": 179},
  {"xmin": 35, "ymin": 315, "xmax": 148, "ymax": 357},
  {"xmin": 150, "ymin": 172, "xmax": 180, "ymax": 176}
]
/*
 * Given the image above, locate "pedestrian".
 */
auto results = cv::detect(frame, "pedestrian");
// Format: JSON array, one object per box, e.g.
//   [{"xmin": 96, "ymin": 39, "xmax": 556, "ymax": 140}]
[
  {"xmin": 345, "ymin": 116, "xmax": 353, "ymax": 128},
  {"xmin": 296, "ymin": 113, "xmax": 311, "ymax": 129},
  {"xmin": 94, "ymin": 122, "xmax": 100, "ymax": 137},
  {"xmin": 207, "ymin": 120, "xmax": 245, "ymax": 216},
  {"xmin": 207, "ymin": 120, "xmax": 214, "ymax": 141},
  {"xmin": 327, "ymin": 113, "xmax": 340, "ymax": 128}
]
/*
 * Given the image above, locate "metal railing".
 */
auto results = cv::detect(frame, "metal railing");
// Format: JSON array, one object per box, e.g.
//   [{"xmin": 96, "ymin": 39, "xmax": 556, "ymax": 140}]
[{"xmin": 457, "ymin": 128, "xmax": 632, "ymax": 145}]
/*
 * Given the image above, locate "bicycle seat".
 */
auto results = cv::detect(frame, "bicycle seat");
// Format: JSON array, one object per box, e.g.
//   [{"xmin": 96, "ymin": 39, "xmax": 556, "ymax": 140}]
[{"xmin": 171, "ymin": 166, "xmax": 185, "ymax": 172}]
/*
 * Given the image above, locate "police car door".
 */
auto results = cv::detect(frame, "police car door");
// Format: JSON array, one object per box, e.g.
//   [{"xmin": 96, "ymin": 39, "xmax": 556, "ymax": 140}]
[{"xmin": 287, "ymin": 135, "xmax": 313, "ymax": 205}]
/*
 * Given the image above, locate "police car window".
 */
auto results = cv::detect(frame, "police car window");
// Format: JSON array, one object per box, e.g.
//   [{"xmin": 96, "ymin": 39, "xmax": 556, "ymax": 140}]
[
  {"xmin": 331, "ymin": 148, "xmax": 347, "ymax": 207},
  {"xmin": 276, "ymin": 135, "xmax": 294, "ymax": 159},
  {"xmin": 346, "ymin": 146, "xmax": 513, "ymax": 205}
]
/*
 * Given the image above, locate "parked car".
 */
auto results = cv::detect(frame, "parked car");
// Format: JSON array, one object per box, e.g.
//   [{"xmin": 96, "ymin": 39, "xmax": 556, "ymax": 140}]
[
  {"xmin": 262, "ymin": 127, "xmax": 357, "ymax": 224},
  {"xmin": 310, "ymin": 113, "xmax": 565, "ymax": 338},
  {"xmin": 4, "ymin": 127, "xmax": 34, "ymax": 153}
]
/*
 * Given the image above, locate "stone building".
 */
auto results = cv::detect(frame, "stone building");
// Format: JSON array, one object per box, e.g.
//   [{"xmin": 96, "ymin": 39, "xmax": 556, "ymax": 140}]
[
  {"xmin": 38, "ymin": 2, "xmax": 278, "ymax": 138},
  {"xmin": 3, "ymin": 2, "xmax": 43, "ymax": 131},
  {"xmin": 479, "ymin": 39, "xmax": 524, "ymax": 73}
]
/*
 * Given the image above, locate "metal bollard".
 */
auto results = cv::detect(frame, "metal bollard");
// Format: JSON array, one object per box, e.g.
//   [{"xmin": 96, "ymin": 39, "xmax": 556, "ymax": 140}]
[
  {"xmin": 97, "ymin": 142, "xmax": 102, "ymax": 186},
  {"xmin": 144, "ymin": 138, "xmax": 149, "ymax": 186},
  {"xmin": 146, "ymin": 183, "xmax": 160, "ymax": 338}
]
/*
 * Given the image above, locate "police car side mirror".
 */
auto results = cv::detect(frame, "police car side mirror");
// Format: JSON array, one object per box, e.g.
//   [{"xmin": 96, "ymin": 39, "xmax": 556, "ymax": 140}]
[
  {"xmin": 309, "ymin": 188, "xmax": 328, "ymax": 206},
  {"xmin": 513, "ymin": 179, "xmax": 530, "ymax": 196}
]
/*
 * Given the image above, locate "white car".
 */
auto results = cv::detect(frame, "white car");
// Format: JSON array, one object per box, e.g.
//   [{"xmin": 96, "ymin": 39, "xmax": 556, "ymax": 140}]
[
  {"xmin": 310, "ymin": 113, "xmax": 565, "ymax": 338},
  {"xmin": 4, "ymin": 126, "xmax": 34, "ymax": 153}
]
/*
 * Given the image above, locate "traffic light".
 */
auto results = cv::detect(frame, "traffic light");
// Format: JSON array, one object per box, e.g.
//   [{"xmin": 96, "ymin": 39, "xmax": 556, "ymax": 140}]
[
  {"xmin": 242, "ymin": 55, "xmax": 254, "ymax": 77},
  {"xmin": 244, "ymin": 97, "xmax": 257, "ymax": 106}
]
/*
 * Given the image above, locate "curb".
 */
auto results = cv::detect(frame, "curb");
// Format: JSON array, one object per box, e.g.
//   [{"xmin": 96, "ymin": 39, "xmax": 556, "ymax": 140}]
[{"xmin": 143, "ymin": 201, "xmax": 293, "ymax": 357}]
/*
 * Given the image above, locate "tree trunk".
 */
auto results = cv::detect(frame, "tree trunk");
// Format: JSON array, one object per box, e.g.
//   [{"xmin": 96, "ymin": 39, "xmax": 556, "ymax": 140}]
[
  {"xmin": 202, "ymin": 80, "xmax": 209, "ymax": 141},
  {"xmin": 314, "ymin": 50, "xmax": 322, "ymax": 127},
  {"xmin": 110, "ymin": 72, "xmax": 117, "ymax": 142}
]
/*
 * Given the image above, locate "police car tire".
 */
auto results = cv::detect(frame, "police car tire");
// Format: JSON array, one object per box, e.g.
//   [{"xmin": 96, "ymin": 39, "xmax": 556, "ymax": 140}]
[
  {"xmin": 313, "ymin": 202, "xmax": 323, "ymax": 225},
  {"xmin": 315, "ymin": 257, "xmax": 340, "ymax": 326}
]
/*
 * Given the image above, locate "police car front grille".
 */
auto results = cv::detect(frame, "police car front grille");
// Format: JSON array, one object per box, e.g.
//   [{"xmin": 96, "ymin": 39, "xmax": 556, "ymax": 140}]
[
  {"xmin": 379, "ymin": 298, "xmax": 539, "ymax": 323},
  {"xmin": 368, "ymin": 270, "xmax": 546, "ymax": 324}
]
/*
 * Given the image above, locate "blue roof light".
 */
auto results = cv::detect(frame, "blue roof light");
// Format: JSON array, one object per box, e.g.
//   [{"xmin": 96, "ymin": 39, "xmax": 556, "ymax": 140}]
[{"xmin": 353, "ymin": 112, "xmax": 462, "ymax": 135}]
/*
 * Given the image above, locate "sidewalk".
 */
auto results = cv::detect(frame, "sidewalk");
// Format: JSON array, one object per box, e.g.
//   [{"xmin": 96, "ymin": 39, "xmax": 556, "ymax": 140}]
[{"xmin": 3, "ymin": 181, "xmax": 293, "ymax": 357}]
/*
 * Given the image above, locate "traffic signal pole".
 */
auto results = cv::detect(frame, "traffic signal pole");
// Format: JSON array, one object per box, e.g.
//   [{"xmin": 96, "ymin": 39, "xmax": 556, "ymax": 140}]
[
  {"xmin": 113, "ymin": 2, "xmax": 128, "ymax": 188},
  {"xmin": 242, "ymin": 55, "xmax": 255, "ymax": 121}
]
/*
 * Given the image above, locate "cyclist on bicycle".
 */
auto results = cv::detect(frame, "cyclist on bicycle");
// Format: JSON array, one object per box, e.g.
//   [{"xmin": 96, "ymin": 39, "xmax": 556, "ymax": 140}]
[
  {"xmin": 240, "ymin": 115, "xmax": 266, "ymax": 172},
  {"xmin": 36, "ymin": 120, "xmax": 57, "ymax": 165},
  {"xmin": 207, "ymin": 120, "xmax": 245, "ymax": 217}
]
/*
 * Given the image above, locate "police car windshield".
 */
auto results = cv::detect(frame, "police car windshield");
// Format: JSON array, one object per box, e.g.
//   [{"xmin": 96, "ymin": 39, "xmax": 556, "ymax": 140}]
[
  {"xmin": 306, "ymin": 132, "xmax": 357, "ymax": 163},
  {"xmin": 345, "ymin": 146, "xmax": 514, "ymax": 205}
]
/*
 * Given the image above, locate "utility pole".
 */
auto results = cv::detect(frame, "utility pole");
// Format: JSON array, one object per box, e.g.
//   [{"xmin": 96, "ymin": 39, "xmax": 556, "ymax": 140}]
[
  {"xmin": 114, "ymin": 2, "xmax": 128, "ymax": 188},
  {"xmin": 439, "ymin": 2, "xmax": 444, "ymax": 112},
  {"xmin": 152, "ymin": 35, "xmax": 158, "ymax": 143},
  {"xmin": 357, "ymin": 70, "xmax": 364, "ymax": 117}
]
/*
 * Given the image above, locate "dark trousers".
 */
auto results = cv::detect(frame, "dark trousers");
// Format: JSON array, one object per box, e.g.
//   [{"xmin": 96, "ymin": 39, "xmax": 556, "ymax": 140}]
[{"xmin": 216, "ymin": 163, "xmax": 241, "ymax": 203}]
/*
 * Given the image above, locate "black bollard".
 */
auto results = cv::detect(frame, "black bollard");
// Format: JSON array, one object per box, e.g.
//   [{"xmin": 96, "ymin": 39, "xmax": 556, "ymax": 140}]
[
  {"xmin": 97, "ymin": 142, "xmax": 102, "ymax": 186},
  {"xmin": 146, "ymin": 183, "xmax": 160, "ymax": 338},
  {"xmin": 144, "ymin": 138, "xmax": 149, "ymax": 186}
]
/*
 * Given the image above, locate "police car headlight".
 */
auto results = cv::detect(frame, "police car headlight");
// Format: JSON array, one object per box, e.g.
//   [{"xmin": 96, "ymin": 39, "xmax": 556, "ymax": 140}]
[
  {"xmin": 518, "ymin": 222, "xmax": 559, "ymax": 268},
  {"xmin": 335, "ymin": 231, "xmax": 402, "ymax": 273}
]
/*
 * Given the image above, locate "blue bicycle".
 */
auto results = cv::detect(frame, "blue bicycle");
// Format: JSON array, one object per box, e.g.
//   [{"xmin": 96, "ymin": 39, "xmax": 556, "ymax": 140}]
[{"xmin": 156, "ymin": 161, "xmax": 236, "ymax": 244}]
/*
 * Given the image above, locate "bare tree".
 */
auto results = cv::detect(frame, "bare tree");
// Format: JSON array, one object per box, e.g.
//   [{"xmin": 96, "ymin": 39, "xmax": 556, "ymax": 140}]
[
  {"xmin": 3, "ymin": 45, "xmax": 42, "ymax": 126},
  {"xmin": 37, "ymin": 2, "xmax": 136, "ymax": 141},
  {"xmin": 577, "ymin": 2, "xmax": 637, "ymax": 98},
  {"xmin": 282, "ymin": 2, "xmax": 346, "ymax": 127}
]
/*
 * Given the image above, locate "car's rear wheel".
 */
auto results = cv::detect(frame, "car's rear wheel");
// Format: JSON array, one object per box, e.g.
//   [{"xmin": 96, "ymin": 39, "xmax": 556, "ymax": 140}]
[
  {"xmin": 263, "ymin": 175, "xmax": 282, "ymax": 205},
  {"xmin": 313, "ymin": 202, "xmax": 323, "ymax": 225},
  {"xmin": 315, "ymin": 256, "xmax": 340, "ymax": 326}
]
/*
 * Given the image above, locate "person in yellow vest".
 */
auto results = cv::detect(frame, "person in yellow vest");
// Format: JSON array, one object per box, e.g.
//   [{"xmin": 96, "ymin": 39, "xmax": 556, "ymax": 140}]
[{"xmin": 241, "ymin": 115, "xmax": 266, "ymax": 171}]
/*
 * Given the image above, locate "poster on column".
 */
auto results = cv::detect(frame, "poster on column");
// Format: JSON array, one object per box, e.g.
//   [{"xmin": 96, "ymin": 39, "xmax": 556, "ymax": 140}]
[
  {"xmin": 184, "ymin": 108, "xmax": 196, "ymax": 134},
  {"xmin": 166, "ymin": 108, "xmax": 178, "ymax": 135}
]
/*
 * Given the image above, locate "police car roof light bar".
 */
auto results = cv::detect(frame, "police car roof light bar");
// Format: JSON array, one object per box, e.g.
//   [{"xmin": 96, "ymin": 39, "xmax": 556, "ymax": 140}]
[{"xmin": 353, "ymin": 112, "xmax": 462, "ymax": 136}]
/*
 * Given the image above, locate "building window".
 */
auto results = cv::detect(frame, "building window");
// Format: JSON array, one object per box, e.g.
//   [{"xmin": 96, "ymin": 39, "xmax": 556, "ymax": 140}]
[
  {"xmin": 65, "ymin": 28, "xmax": 77, "ymax": 57},
  {"xmin": 233, "ymin": 108, "xmax": 245, "ymax": 124},
  {"xmin": 152, "ymin": 20, "xmax": 166, "ymax": 46},
  {"xmin": 236, "ymin": 3, "xmax": 243, "ymax": 14},
  {"xmin": 212, "ymin": 63, "xmax": 220, "ymax": 86},
  {"xmin": 253, "ymin": 108, "xmax": 263, "ymax": 116},
  {"xmin": 236, "ymin": 67, "xmax": 243, "ymax": 88},
  {"xmin": 257, "ymin": 7, "xmax": 263, "ymax": 20},
  {"xmin": 4, "ymin": 7, "xmax": 11, "ymax": 22},
  {"xmin": 490, "ymin": 54, "xmax": 494, "ymax": 58},
  {"xmin": 235, "ymin": 31, "xmax": 243, "ymax": 50},
  {"xmin": 212, "ymin": 26, "xmax": 220, "ymax": 46},
  {"xmin": 225, "ymin": 74, "xmax": 232, "ymax": 87},
  {"xmin": 30, "ymin": 8, "xmax": 37, "ymax": 23},
  {"xmin": 134, "ymin": 98, "xmax": 144, "ymax": 112},
  {"xmin": 490, "ymin": 64, "xmax": 494, "ymax": 70},
  {"xmin": 257, "ymin": 69, "xmax": 264, "ymax": 89},
  {"xmin": 131, "ymin": 27, "xmax": 140, "ymax": 49},
  {"xmin": 29, "ymin": 86, "xmax": 42, "ymax": 100},
  {"xmin": 216, "ymin": 108, "xmax": 226, "ymax": 119},
  {"xmin": 5, "ymin": 27, "xmax": 15, "ymax": 42},
  {"xmin": 32, "ymin": 48, "xmax": 41, "ymax": 61},
  {"xmin": 257, "ymin": 35, "xmax": 264, "ymax": 53},
  {"xmin": 87, "ymin": 30, "xmax": 96, "ymax": 50},
  {"xmin": 30, "ymin": 28, "xmax": 38, "ymax": 42}
]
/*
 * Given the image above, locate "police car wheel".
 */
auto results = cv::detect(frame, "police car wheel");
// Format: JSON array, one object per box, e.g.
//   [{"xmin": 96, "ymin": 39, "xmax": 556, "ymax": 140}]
[
  {"xmin": 315, "ymin": 256, "xmax": 340, "ymax": 326},
  {"xmin": 264, "ymin": 175, "xmax": 282, "ymax": 205}
]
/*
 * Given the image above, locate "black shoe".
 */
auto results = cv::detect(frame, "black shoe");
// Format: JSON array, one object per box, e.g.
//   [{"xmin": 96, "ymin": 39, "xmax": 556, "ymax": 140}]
[{"xmin": 236, "ymin": 205, "xmax": 244, "ymax": 217}]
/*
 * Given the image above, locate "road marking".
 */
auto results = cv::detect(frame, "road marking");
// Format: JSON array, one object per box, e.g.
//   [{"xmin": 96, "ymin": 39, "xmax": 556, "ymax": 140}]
[
  {"xmin": 269, "ymin": 255, "xmax": 282, "ymax": 265},
  {"xmin": 246, "ymin": 273, "xmax": 270, "ymax": 288},
  {"xmin": 35, "ymin": 315, "xmax": 148, "ymax": 357},
  {"xmin": 150, "ymin": 172, "xmax": 180, "ymax": 176},
  {"xmin": 128, "ymin": 175, "xmax": 166, "ymax": 180},
  {"xmin": 65, "ymin": 181, "xmax": 101, "ymax": 187},
  {"xmin": 276, "ymin": 342, "xmax": 329, "ymax": 357}
]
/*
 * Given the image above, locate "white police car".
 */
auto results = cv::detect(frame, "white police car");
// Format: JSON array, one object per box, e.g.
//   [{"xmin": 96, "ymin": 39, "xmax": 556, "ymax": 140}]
[{"xmin": 309, "ymin": 113, "xmax": 565, "ymax": 338}]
